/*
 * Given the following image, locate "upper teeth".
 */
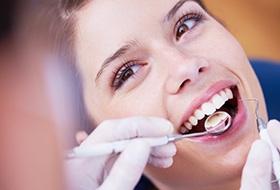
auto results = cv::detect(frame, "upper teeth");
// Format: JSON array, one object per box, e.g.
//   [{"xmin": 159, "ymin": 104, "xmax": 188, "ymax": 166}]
[{"xmin": 182, "ymin": 87, "xmax": 233, "ymax": 132}]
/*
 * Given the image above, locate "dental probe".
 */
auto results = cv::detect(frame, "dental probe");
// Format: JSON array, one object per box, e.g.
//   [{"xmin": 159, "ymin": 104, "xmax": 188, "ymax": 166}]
[
  {"xmin": 241, "ymin": 98, "xmax": 280, "ymax": 188},
  {"xmin": 66, "ymin": 112, "xmax": 231, "ymax": 159},
  {"xmin": 65, "ymin": 132, "xmax": 208, "ymax": 159}
]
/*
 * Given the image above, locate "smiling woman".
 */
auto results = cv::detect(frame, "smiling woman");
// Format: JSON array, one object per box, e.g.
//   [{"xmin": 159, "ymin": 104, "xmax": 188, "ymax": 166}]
[{"xmin": 42, "ymin": 0, "xmax": 278, "ymax": 189}]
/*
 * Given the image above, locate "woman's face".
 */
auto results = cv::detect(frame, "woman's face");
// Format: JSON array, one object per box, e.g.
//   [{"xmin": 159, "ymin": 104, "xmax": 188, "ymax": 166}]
[{"xmin": 75, "ymin": 0, "xmax": 267, "ymax": 189}]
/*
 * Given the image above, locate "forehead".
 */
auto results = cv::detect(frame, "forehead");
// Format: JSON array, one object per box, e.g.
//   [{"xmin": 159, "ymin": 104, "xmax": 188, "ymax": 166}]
[
  {"xmin": 77, "ymin": 0, "xmax": 178, "ymax": 26},
  {"xmin": 75, "ymin": 0, "xmax": 179, "ymax": 42}
]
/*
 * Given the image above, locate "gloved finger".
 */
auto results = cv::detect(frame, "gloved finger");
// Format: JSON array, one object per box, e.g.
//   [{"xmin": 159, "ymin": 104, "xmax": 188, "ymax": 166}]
[
  {"xmin": 75, "ymin": 130, "xmax": 88, "ymax": 145},
  {"xmin": 148, "ymin": 156, "xmax": 174, "ymax": 168},
  {"xmin": 150, "ymin": 143, "xmax": 177, "ymax": 159},
  {"xmin": 65, "ymin": 157, "xmax": 107, "ymax": 190},
  {"xmin": 240, "ymin": 140, "xmax": 272, "ymax": 190},
  {"xmin": 267, "ymin": 119, "xmax": 280, "ymax": 149},
  {"xmin": 99, "ymin": 139, "xmax": 150, "ymax": 190},
  {"xmin": 81, "ymin": 116, "xmax": 173, "ymax": 146},
  {"xmin": 147, "ymin": 143, "xmax": 176, "ymax": 168},
  {"xmin": 103, "ymin": 154, "xmax": 119, "ymax": 176}
]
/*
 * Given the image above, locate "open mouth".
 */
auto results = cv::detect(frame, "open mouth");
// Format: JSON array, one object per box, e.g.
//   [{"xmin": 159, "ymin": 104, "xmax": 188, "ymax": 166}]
[{"xmin": 179, "ymin": 86, "xmax": 238, "ymax": 135}]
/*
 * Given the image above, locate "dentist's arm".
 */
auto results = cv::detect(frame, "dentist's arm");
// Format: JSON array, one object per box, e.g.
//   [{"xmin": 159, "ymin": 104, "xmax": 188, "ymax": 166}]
[
  {"xmin": 240, "ymin": 120, "xmax": 280, "ymax": 190},
  {"xmin": 65, "ymin": 117, "xmax": 176, "ymax": 190}
]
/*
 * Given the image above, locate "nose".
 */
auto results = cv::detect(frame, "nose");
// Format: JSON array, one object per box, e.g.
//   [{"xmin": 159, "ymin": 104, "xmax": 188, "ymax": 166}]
[{"xmin": 163, "ymin": 50, "xmax": 209, "ymax": 94}]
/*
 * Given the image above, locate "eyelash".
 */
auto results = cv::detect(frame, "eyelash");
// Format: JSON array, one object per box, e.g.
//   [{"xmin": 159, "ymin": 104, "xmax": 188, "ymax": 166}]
[
  {"xmin": 175, "ymin": 10, "xmax": 203, "ymax": 40},
  {"xmin": 111, "ymin": 60, "xmax": 141, "ymax": 90}
]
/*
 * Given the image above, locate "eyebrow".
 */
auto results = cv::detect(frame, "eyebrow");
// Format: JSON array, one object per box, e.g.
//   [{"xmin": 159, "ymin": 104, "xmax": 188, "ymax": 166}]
[
  {"xmin": 164, "ymin": 0, "xmax": 194, "ymax": 23},
  {"xmin": 95, "ymin": 40, "xmax": 138, "ymax": 82}
]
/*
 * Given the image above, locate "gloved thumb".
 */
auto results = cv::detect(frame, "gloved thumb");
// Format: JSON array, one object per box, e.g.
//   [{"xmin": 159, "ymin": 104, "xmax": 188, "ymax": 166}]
[
  {"xmin": 99, "ymin": 139, "xmax": 150, "ymax": 190},
  {"xmin": 240, "ymin": 140, "xmax": 272, "ymax": 190}
]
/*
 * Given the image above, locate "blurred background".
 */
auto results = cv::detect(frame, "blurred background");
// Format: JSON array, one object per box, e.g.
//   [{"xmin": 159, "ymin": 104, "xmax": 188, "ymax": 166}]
[{"xmin": 204, "ymin": 0, "xmax": 280, "ymax": 62}]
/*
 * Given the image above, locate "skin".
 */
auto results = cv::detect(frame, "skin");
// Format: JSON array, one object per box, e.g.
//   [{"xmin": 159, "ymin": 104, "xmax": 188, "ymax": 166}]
[{"xmin": 74, "ymin": 0, "xmax": 267, "ymax": 189}]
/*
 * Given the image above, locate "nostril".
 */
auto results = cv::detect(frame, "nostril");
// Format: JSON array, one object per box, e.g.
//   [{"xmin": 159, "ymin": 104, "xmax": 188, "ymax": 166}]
[
  {"xmin": 180, "ymin": 79, "xmax": 190, "ymax": 89},
  {"xmin": 199, "ymin": 67, "xmax": 206, "ymax": 73},
  {"xmin": 180, "ymin": 81, "xmax": 185, "ymax": 89}
]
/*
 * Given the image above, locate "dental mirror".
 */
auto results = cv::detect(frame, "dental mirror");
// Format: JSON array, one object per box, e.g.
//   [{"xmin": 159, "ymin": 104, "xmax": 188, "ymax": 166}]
[
  {"xmin": 204, "ymin": 111, "xmax": 232, "ymax": 134},
  {"xmin": 175, "ymin": 111, "xmax": 232, "ymax": 140}
]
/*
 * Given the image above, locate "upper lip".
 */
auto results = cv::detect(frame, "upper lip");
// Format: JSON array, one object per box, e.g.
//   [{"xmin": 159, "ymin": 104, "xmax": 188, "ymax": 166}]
[{"xmin": 178, "ymin": 80, "xmax": 236, "ymax": 130}]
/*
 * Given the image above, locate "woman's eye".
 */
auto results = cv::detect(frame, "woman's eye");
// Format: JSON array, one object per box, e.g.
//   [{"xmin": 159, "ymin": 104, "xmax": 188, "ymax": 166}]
[
  {"xmin": 176, "ymin": 13, "xmax": 203, "ymax": 40},
  {"xmin": 112, "ymin": 62, "xmax": 142, "ymax": 90},
  {"xmin": 177, "ymin": 19, "xmax": 196, "ymax": 38},
  {"xmin": 121, "ymin": 65, "xmax": 140, "ymax": 81}
]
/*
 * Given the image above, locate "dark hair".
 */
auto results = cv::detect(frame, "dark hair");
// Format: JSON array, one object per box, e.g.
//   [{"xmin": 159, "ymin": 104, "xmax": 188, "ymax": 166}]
[
  {"xmin": 0, "ymin": 0, "xmax": 15, "ymax": 41},
  {"xmin": 32, "ymin": 0, "xmax": 97, "ymax": 137}
]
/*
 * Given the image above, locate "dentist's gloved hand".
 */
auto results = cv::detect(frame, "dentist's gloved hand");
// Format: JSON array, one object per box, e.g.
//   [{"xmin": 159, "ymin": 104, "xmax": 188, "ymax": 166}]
[
  {"xmin": 65, "ymin": 117, "xmax": 176, "ymax": 190},
  {"xmin": 240, "ymin": 119, "xmax": 280, "ymax": 190}
]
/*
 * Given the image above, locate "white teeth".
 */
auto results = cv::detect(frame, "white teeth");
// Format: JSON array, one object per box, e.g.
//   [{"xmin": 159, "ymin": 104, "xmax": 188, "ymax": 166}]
[
  {"xmin": 184, "ymin": 122, "xmax": 193, "ymax": 130},
  {"xmin": 225, "ymin": 88, "xmax": 233, "ymax": 99},
  {"xmin": 188, "ymin": 116, "xmax": 198, "ymax": 126},
  {"xmin": 201, "ymin": 102, "xmax": 216, "ymax": 116},
  {"xmin": 180, "ymin": 122, "xmax": 192, "ymax": 134},
  {"xmin": 220, "ymin": 90, "xmax": 228, "ymax": 101},
  {"xmin": 179, "ymin": 126, "xmax": 189, "ymax": 134},
  {"xmin": 211, "ymin": 94, "xmax": 225, "ymax": 109},
  {"xmin": 194, "ymin": 109, "xmax": 204, "ymax": 120},
  {"xmin": 181, "ymin": 87, "xmax": 235, "ymax": 133}
]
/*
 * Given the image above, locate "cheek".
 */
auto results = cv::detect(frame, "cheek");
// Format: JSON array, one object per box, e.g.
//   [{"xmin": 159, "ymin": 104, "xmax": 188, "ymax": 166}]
[
  {"xmin": 208, "ymin": 27, "xmax": 266, "ymax": 116},
  {"xmin": 110, "ymin": 82, "xmax": 166, "ymax": 118},
  {"xmin": 197, "ymin": 21, "xmax": 249, "ymax": 71},
  {"xmin": 203, "ymin": 24, "xmax": 260, "ymax": 85},
  {"xmin": 112, "ymin": 92, "xmax": 165, "ymax": 118}
]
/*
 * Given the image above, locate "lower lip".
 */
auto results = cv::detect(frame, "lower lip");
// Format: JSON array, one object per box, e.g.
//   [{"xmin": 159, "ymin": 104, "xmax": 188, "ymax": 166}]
[{"xmin": 189, "ymin": 95, "xmax": 247, "ymax": 142}]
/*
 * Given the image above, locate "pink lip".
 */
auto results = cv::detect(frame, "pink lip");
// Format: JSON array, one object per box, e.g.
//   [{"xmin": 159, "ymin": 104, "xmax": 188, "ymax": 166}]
[{"xmin": 178, "ymin": 80, "xmax": 248, "ymax": 142}]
